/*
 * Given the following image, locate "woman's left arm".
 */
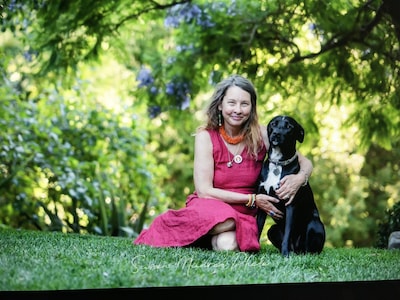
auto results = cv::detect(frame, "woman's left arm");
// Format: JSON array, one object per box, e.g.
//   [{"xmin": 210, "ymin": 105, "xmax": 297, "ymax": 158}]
[{"xmin": 275, "ymin": 152, "xmax": 313, "ymax": 206}]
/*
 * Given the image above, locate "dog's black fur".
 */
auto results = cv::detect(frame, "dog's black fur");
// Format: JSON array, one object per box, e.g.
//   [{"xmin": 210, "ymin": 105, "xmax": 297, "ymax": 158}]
[{"xmin": 257, "ymin": 115, "xmax": 325, "ymax": 256}]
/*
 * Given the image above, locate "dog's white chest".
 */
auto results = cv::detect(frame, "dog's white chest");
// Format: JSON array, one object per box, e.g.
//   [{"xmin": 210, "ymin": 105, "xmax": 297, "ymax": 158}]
[
  {"xmin": 259, "ymin": 149, "xmax": 282, "ymax": 194},
  {"xmin": 260, "ymin": 162, "xmax": 281, "ymax": 193}
]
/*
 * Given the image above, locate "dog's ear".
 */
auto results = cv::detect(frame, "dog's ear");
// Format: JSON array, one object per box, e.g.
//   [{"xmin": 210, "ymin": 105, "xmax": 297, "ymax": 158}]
[
  {"xmin": 286, "ymin": 116, "xmax": 305, "ymax": 143},
  {"xmin": 294, "ymin": 120, "xmax": 305, "ymax": 143}
]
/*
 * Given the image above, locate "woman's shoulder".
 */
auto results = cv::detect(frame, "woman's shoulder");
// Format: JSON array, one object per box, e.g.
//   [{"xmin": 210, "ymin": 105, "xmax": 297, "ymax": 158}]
[
  {"xmin": 196, "ymin": 128, "xmax": 222, "ymax": 149},
  {"xmin": 196, "ymin": 127, "xmax": 218, "ymax": 137},
  {"xmin": 195, "ymin": 128, "xmax": 212, "ymax": 141},
  {"xmin": 194, "ymin": 129, "xmax": 215, "ymax": 155},
  {"xmin": 259, "ymin": 124, "xmax": 269, "ymax": 150}
]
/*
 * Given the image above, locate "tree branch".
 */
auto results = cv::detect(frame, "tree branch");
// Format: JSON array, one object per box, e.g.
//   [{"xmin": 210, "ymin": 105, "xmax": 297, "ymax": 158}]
[
  {"xmin": 290, "ymin": 1, "xmax": 392, "ymax": 63},
  {"xmin": 114, "ymin": 0, "xmax": 191, "ymax": 31}
]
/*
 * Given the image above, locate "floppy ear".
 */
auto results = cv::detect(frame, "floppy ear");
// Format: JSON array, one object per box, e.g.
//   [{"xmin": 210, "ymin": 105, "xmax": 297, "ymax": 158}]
[{"xmin": 295, "ymin": 121, "xmax": 305, "ymax": 143}]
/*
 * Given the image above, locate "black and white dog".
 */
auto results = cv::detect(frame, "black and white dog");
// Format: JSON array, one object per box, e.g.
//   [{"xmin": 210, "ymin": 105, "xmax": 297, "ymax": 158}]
[{"xmin": 257, "ymin": 115, "xmax": 325, "ymax": 256}]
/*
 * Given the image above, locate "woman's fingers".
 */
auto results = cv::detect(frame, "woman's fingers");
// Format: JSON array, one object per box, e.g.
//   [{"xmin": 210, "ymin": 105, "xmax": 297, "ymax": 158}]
[
  {"xmin": 276, "ymin": 175, "xmax": 300, "ymax": 203},
  {"xmin": 267, "ymin": 207, "xmax": 284, "ymax": 219},
  {"xmin": 267, "ymin": 195, "xmax": 280, "ymax": 203},
  {"xmin": 285, "ymin": 196, "xmax": 294, "ymax": 206},
  {"xmin": 255, "ymin": 194, "xmax": 283, "ymax": 219}
]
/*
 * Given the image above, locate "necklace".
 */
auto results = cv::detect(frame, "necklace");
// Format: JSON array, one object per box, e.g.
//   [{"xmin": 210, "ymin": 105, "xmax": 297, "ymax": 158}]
[
  {"xmin": 226, "ymin": 144, "xmax": 243, "ymax": 168},
  {"xmin": 219, "ymin": 126, "xmax": 244, "ymax": 145}
]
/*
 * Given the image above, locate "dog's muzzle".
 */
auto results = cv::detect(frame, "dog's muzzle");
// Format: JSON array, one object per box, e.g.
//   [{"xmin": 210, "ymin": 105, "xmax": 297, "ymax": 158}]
[{"xmin": 269, "ymin": 133, "xmax": 282, "ymax": 146}]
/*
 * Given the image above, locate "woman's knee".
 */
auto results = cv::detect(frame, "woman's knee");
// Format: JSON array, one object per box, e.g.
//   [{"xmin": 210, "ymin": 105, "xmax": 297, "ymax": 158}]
[
  {"xmin": 209, "ymin": 218, "xmax": 236, "ymax": 235},
  {"xmin": 211, "ymin": 231, "xmax": 238, "ymax": 251}
]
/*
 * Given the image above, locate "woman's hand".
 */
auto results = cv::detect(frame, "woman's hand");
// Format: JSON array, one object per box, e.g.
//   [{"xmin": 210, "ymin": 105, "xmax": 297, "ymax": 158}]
[
  {"xmin": 275, "ymin": 173, "xmax": 305, "ymax": 206},
  {"xmin": 255, "ymin": 194, "xmax": 284, "ymax": 219}
]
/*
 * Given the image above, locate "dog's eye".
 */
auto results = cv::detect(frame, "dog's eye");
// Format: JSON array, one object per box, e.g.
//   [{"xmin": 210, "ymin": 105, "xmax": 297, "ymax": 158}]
[{"xmin": 286, "ymin": 123, "xmax": 294, "ymax": 129}]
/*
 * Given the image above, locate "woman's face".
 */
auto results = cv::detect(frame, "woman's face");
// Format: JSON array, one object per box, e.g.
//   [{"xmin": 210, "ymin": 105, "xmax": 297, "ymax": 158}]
[{"xmin": 218, "ymin": 85, "xmax": 252, "ymax": 128}]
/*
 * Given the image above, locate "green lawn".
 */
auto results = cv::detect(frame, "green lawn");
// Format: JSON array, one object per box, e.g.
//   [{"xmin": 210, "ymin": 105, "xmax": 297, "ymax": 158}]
[{"xmin": 1, "ymin": 228, "xmax": 399, "ymax": 297}]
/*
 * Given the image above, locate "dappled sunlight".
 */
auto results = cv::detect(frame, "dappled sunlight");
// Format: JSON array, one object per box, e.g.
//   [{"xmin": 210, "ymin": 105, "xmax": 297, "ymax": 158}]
[
  {"xmin": 293, "ymin": 23, "xmax": 322, "ymax": 54},
  {"xmin": 1, "ymin": 0, "xmax": 399, "ymax": 248}
]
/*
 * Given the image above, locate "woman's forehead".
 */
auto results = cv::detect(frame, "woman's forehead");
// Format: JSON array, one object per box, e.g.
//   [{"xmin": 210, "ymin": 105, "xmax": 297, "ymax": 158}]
[{"xmin": 223, "ymin": 85, "xmax": 251, "ymax": 101}]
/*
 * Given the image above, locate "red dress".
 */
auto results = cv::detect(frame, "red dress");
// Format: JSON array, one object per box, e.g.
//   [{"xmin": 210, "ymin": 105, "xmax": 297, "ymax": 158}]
[{"xmin": 133, "ymin": 129, "xmax": 267, "ymax": 252}]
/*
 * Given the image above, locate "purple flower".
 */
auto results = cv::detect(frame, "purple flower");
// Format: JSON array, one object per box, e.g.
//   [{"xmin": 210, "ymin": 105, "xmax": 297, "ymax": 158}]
[
  {"xmin": 136, "ymin": 67, "xmax": 154, "ymax": 88},
  {"xmin": 164, "ymin": 3, "xmax": 214, "ymax": 28}
]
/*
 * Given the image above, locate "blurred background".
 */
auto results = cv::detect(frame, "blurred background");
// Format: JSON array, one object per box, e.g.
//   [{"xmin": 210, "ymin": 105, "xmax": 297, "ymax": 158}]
[{"xmin": 1, "ymin": 0, "xmax": 399, "ymax": 248}]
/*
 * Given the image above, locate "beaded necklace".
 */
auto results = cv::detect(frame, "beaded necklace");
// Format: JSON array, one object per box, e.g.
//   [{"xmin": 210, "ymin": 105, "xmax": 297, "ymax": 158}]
[{"xmin": 219, "ymin": 126, "xmax": 244, "ymax": 145}]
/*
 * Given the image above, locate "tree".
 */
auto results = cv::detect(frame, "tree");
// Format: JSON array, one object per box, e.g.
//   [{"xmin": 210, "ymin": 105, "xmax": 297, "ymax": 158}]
[
  {"xmin": 2, "ymin": 0, "xmax": 399, "ymax": 146},
  {"xmin": 1, "ymin": 0, "xmax": 399, "ymax": 246}
]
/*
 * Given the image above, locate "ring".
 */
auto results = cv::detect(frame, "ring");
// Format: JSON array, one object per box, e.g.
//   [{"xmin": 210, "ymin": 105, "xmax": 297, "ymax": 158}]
[{"xmin": 269, "ymin": 211, "xmax": 275, "ymax": 217}]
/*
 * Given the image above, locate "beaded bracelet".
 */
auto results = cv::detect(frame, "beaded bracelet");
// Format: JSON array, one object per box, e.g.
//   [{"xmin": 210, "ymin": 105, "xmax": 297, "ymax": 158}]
[
  {"xmin": 246, "ymin": 194, "xmax": 256, "ymax": 208},
  {"xmin": 251, "ymin": 193, "xmax": 256, "ymax": 208},
  {"xmin": 246, "ymin": 194, "xmax": 252, "ymax": 207}
]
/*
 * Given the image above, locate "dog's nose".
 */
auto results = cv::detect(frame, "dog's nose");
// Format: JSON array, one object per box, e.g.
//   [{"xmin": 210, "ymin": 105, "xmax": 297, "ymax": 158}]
[
  {"xmin": 270, "ymin": 132, "xmax": 280, "ymax": 139},
  {"xmin": 270, "ymin": 131, "xmax": 284, "ymax": 146}
]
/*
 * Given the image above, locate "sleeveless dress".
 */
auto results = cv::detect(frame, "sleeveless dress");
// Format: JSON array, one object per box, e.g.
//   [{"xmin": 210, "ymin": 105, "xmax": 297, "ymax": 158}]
[{"xmin": 133, "ymin": 129, "xmax": 267, "ymax": 252}]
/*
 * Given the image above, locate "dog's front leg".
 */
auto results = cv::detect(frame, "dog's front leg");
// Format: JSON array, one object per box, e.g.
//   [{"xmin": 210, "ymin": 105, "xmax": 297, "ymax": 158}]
[
  {"xmin": 256, "ymin": 210, "xmax": 267, "ymax": 240},
  {"xmin": 281, "ymin": 205, "xmax": 295, "ymax": 257}
]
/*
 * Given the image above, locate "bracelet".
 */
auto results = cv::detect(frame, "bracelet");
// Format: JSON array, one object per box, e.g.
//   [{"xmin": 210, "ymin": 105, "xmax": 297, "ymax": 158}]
[
  {"xmin": 300, "ymin": 170, "xmax": 308, "ymax": 186},
  {"xmin": 246, "ymin": 194, "xmax": 252, "ymax": 207},
  {"xmin": 246, "ymin": 194, "xmax": 256, "ymax": 208}
]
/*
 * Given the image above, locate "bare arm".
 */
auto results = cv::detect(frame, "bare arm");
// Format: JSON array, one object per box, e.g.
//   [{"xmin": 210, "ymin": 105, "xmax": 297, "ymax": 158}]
[
  {"xmin": 276, "ymin": 152, "xmax": 313, "ymax": 206},
  {"xmin": 193, "ymin": 130, "xmax": 249, "ymax": 204}
]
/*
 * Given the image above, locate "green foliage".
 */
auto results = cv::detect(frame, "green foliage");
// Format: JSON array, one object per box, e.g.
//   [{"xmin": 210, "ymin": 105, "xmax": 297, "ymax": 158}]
[
  {"xmin": 1, "ymin": 0, "xmax": 400, "ymax": 248},
  {"xmin": 376, "ymin": 201, "xmax": 400, "ymax": 248},
  {"xmin": 0, "ymin": 70, "xmax": 167, "ymax": 236}
]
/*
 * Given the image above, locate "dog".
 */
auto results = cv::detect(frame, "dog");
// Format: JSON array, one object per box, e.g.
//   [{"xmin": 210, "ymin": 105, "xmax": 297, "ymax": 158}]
[{"xmin": 257, "ymin": 115, "xmax": 325, "ymax": 256}]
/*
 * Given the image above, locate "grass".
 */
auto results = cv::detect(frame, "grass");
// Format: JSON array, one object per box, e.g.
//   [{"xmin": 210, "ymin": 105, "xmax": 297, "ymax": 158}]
[{"xmin": 1, "ymin": 228, "xmax": 400, "ymax": 296}]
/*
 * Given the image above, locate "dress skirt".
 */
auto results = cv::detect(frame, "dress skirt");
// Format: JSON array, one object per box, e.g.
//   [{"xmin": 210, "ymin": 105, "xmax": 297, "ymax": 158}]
[{"xmin": 133, "ymin": 194, "xmax": 260, "ymax": 252}]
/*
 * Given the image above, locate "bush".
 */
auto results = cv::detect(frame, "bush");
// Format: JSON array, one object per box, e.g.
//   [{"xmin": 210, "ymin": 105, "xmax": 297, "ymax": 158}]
[{"xmin": 375, "ymin": 201, "xmax": 400, "ymax": 248}]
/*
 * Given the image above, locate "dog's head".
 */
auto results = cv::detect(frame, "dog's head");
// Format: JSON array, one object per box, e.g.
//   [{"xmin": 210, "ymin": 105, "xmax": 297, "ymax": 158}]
[{"xmin": 267, "ymin": 115, "xmax": 304, "ymax": 148}]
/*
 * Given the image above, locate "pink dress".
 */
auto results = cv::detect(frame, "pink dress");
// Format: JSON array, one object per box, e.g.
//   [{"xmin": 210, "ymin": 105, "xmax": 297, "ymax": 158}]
[{"xmin": 133, "ymin": 129, "xmax": 267, "ymax": 252}]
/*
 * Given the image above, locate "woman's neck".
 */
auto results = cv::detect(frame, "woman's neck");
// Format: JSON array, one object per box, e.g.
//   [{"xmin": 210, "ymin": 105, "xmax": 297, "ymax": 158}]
[{"xmin": 219, "ymin": 126, "xmax": 244, "ymax": 145}]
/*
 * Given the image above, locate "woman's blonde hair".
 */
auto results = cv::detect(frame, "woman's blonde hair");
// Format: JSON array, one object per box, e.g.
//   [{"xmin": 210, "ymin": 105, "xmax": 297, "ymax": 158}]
[{"xmin": 197, "ymin": 74, "xmax": 263, "ymax": 158}]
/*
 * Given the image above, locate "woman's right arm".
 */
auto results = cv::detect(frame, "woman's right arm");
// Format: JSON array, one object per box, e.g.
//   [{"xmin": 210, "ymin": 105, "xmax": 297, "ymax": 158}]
[{"xmin": 193, "ymin": 130, "xmax": 215, "ymax": 198}]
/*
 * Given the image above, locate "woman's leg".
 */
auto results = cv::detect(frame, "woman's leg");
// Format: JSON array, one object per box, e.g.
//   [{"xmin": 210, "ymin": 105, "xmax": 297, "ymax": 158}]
[
  {"xmin": 208, "ymin": 218, "xmax": 236, "ymax": 235},
  {"xmin": 211, "ymin": 231, "xmax": 239, "ymax": 251},
  {"xmin": 209, "ymin": 218, "xmax": 238, "ymax": 251}
]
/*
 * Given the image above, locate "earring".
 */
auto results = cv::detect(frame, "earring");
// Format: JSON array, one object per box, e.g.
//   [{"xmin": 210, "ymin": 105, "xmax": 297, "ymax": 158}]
[{"xmin": 218, "ymin": 110, "xmax": 222, "ymax": 126}]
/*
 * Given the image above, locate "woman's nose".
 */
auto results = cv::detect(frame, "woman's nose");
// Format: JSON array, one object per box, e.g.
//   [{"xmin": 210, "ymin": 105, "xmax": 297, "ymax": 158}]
[{"xmin": 233, "ymin": 104, "xmax": 242, "ymax": 113}]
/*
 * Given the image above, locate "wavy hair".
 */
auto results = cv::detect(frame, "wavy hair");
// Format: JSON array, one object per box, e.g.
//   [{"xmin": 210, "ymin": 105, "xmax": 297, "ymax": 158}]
[{"xmin": 197, "ymin": 74, "xmax": 263, "ymax": 158}]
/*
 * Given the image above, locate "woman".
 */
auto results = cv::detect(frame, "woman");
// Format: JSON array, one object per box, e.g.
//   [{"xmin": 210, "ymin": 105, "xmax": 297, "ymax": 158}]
[{"xmin": 133, "ymin": 74, "xmax": 312, "ymax": 252}]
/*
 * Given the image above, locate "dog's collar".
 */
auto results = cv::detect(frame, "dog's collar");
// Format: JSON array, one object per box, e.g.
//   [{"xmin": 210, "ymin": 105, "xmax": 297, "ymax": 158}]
[{"xmin": 268, "ymin": 151, "xmax": 298, "ymax": 166}]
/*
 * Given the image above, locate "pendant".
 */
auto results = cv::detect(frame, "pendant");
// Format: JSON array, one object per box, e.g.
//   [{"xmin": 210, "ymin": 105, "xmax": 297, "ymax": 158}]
[
  {"xmin": 273, "ymin": 167, "xmax": 280, "ymax": 176},
  {"xmin": 227, "ymin": 161, "xmax": 233, "ymax": 168},
  {"xmin": 233, "ymin": 155, "xmax": 243, "ymax": 164}
]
